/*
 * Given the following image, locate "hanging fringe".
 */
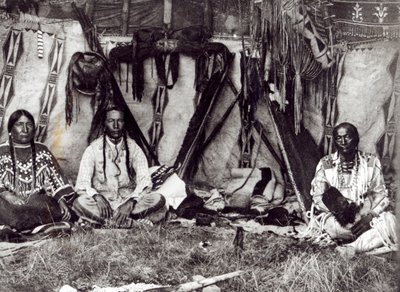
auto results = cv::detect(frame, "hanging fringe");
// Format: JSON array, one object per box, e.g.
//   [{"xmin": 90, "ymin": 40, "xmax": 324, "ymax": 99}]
[
  {"xmin": 277, "ymin": 66, "xmax": 287, "ymax": 111},
  {"xmin": 336, "ymin": 22, "xmax": 400, "ymax": 39},
  {"xmin": 65, "ymin": 52, "xmax": 110, "ymax": 126},
  {"xmin": 293, "ymin": 73, "xmax": 302, "ymax": 135},
  {"xmin": 125, "ymin": 62, "xmax": 129, "ymax": 93},
  {"xmin": 169, "ymin": 52, "xmax": 180, "ymax": 87},
  {"xmin": 131, "ymin": 31, "xmax": 144, "ymax": 101}
]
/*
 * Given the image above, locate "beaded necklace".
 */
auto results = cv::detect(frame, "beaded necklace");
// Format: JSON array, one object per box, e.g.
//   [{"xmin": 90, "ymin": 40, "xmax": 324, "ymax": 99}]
[{"xmin": 337, "ymin": 152, "xmax": 359, "ymax": 191}]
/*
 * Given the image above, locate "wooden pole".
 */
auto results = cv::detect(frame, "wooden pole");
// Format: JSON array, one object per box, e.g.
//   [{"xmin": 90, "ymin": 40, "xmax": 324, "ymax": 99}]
[
  {"xmin": 121, "ymin": 0, "xmax": 130, "ymax": 36},
  {"xmin": 164, "ymin": 0, "xmax": 172, "ymax": 28},
  {"xmin": 85, "ymin": 0, "xmax": 95, "ymax": 21}
]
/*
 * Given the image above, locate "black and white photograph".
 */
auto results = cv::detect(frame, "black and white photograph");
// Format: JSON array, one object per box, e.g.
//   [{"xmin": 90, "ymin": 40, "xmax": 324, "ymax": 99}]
[{"xmin": 0, "ymin": 0, "xmax": 398, "ymax": 291}]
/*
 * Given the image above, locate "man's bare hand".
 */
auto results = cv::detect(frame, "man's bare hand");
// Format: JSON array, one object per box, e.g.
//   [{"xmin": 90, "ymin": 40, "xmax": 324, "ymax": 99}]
[
  {"xmin": 59, "ymin": 198, "xmax": 71, "ymax": 221},
  {"xmin": 93, "ymin": 194, "xmax": 113, "ymax": 219},
  {"xmin": 351, "ymin": 213, "xmax": 375, "ymax": 237},
  {"xmin": 113, "ymin": 199, "xmax": 136, "ymax": 227}
]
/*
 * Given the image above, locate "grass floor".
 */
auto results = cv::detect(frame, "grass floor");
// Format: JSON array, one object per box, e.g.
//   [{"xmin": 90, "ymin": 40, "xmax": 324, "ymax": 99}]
[{"xmin": 0, "ymin": 223, "xmax": 398, "ymax": 292}]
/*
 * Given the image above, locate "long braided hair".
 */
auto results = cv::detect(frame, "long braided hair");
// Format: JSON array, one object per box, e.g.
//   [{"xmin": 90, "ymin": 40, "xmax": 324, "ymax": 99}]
[
  {"xmin": 102, "ymin": 107, "xmax": 134, "ymax": 181},
  {"xmin": 7, "ymin": 110, "xmax": 37, "ymax": 190}
]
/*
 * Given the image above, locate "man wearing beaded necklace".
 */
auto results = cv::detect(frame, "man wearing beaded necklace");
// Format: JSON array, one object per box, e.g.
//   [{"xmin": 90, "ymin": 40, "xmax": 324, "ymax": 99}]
[
  {"xmin": 309, "ymin": 122, "xmax": 397, "ymax": 255},
  {"xmin": 0, "ymin": 109, "xmax": 77, "ymax": 232}
]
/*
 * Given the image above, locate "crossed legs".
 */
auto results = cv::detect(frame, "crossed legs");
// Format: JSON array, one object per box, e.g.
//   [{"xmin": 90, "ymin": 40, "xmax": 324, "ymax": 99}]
[{"xmin": 73, "ymin": 192, "xmax": 168, "ymax": 226}]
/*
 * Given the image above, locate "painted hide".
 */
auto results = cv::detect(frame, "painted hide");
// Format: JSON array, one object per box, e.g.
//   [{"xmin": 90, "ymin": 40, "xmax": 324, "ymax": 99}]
[
  {"xmin": 0, "ymin": 18, "xmax": 284, "ymax": 196},
  {"xmin": 0, "ymin": 18, "xmax": 92, "ymax": 182}
]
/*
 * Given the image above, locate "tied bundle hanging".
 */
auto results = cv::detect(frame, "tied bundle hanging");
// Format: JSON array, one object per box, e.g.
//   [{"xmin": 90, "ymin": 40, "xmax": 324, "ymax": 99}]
[
  {"xmin": 108, "ymin": 25, "xmax": 213, "ymax": 102},
  {"xmin": 65, "ymin": 52, "xmax": 113, "ymax": 126},
  {"xmin": 270, "ymin": 0, "xmax": 290, "ymax": 110}
]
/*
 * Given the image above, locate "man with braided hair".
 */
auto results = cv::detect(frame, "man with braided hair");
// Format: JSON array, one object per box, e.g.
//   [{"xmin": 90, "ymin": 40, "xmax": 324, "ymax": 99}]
[
  {"xmin": 73, "ymin": 107, "xmax": 169, "ymax": 227},
  {"xmin": 0, "ymin": 109, "xmax": 76, "ymax": 232},
  {"xmin": 309, "ymin": 122, "xmax": 397, "ymax": 256}
]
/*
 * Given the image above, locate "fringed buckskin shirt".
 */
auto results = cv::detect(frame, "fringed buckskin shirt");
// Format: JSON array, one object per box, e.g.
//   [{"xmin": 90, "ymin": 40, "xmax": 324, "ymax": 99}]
[
  {"xmin": 0, "ymin": 142, "xmax": 76, "ymax": 203},
  {"xmin": 75, "ymin": 136, "xmax": 151, "ymax": 207},
  {"xmin": 310, "ymin": 151, "xmax": 389, "ymax": 215}
]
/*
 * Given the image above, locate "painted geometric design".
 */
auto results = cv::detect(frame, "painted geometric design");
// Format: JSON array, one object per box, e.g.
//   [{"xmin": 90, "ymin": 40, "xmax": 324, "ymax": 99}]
[
  {"xmin": 377, "ymin": 91, "xmax": 396, "ymax": 173},
  {"xmin": 329, "ymin": 1, "xmax": 400, "ymax": 40},
  {"xmin": 292, "ymin": 4, "xmax": 332, "ymax": 68},
  {"xmin": 0, "ymin": 29, "xmax": 23, "ymax": 130},
  {"xmin": 148, "ymin": 85, "xmax": 168, "ymax": 160},
  {"xmin": 36, "ymin": 37, "xmax": 65, "ymax": 142},
  {"xmin": 240, "ymin": 139, "xmax": 252, "ymax": 168},
  {"xmin": 323, "ymin": 95, "xmax": 337, "ymax": 155},
  {"xmin": 239, "ymin": 105, "xmax": 254, "ymax": 168}
]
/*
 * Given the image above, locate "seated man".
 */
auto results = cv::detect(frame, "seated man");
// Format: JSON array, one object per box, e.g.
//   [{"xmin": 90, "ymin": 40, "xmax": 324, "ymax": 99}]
[
  {"xmin": 0, "ymin": 109, "xmax": 76, "ymax": 232},
  {"xmin": 73, "ymin": 106, "xmax": 169, "ymax": 227},
  {"xmin": 308, "ymin": 122, "xmax": 397, "ymax": 255}
]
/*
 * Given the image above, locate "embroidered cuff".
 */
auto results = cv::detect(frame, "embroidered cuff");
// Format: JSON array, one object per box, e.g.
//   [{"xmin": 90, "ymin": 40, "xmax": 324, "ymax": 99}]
[{"xmin": 54, "ymin": 185, "xmax": 78, "ymax": 204}]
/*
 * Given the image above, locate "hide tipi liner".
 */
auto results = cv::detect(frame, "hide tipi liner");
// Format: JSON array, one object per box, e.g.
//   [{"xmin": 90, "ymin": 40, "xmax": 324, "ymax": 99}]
[
  {"xmin": 174, "ymin": 52, "xmax": 235, "ymax": 181},
  {"xmin": 0, "ymin": 29, "xmax": 23, "ymax": 131},
  {"xmin": 71, "ymin": 4, "xmax": 159, "ymax": 164}
]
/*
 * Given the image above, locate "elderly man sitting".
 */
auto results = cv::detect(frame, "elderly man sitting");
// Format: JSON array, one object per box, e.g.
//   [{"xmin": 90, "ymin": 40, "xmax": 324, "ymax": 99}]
[{"xmin": 307, "ymin": 122, "xmax": 397, "ymax": 256}]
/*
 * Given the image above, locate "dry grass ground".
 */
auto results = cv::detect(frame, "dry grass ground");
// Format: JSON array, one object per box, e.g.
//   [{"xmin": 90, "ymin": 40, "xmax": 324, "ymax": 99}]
[{"xmin": 0, "ymin": 223, "xmax": 397, "ymax": 292}]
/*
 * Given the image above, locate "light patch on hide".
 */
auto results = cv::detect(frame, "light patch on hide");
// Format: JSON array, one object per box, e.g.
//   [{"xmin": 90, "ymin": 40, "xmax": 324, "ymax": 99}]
[
  {"xmin": 336, "ymin": 43, "xmax": 399, "ymax": 154},
  {"xmin": 158, "ymin": 55, "xmax": 196, "ymax": 165},
  {"xmin": 303, "ymin": 108, "xmax": 324, "ymax": 145},
  {"xmin": 194, "ymin": 40, "xmax": 244, "ymax": 185}
]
